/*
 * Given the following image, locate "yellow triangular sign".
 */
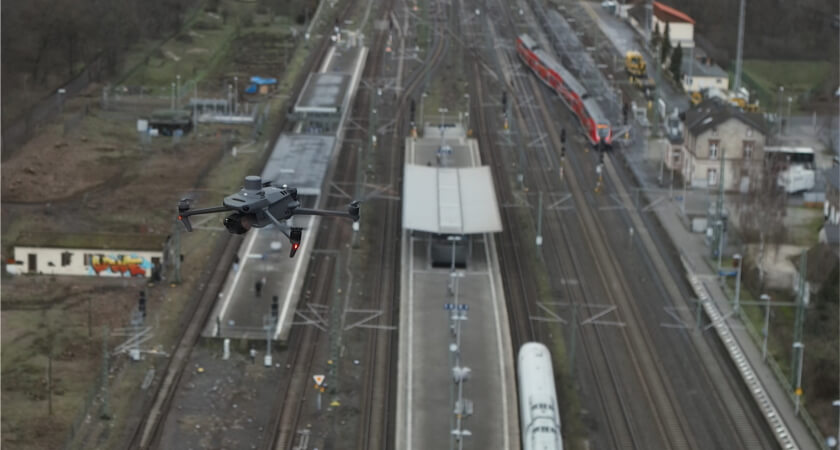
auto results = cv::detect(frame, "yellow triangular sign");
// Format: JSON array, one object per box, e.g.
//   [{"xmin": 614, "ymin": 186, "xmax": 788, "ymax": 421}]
[{"xmin": 313, "ymin": 375, "xmax": 325, "ymax": 386}]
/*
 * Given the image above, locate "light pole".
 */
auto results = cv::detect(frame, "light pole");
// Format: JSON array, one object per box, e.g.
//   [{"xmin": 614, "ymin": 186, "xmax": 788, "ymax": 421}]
[
  {"xmin": 792, "ymin": 341, "xmax": 804, "ymax": 415},
  {"xmin": 716, "ymin": 219, "xmax": 725, "ymax": 274},
  {"xmin": 761, "ymin": 293, "xmax": 771, "ymax": 360},
  {"xmin": 733, "ymin": 253, "xmax": 743, "ymax": 315},
  {"xmin": 439, "ymin": 107, "xmax": 449, "ymax": 165},
  {"xmin": 786, "ymin": 96, "xmax": 792, "ymax": 135},
  {"xmin": 447, "ymin": 235, "xmax": 462, "ymax": 294},
  {"xmin": 234, "ymin": 76, "xmax": 239, "ymax": 114},
  {"xmin": 171, "ymin": 82, "xmax": 176, "ymax": 110},
  {"xmin": 176, "ymin": 74, "xmax": 181, "ymax": 108},
  {"xmin": 57, "ymin": 88, "xmax": 66, "ymax": 115},
  {"xmin": 832, "ymin": 400, "xmax": 840, "ymax": 449},
  {"xmin": 777, "ymin": 85, "xmax": 784, "ymax": 135},
  {"xmin": 419, "ymin": 92, "xmax": 427, "ymax": 133},
  {"xmin": 463, "ymin": 93, "xmax": 470, "ymax": 134},
  {"xmin": 227, "ymin": 84, "xmax": 233, "ymax": 116}
]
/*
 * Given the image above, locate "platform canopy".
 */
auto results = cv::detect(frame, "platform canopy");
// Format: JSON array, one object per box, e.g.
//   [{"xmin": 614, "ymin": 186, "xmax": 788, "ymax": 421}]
[{"xmin": 402, "ymin": 165, "xmax": 502, "ymax": 234}]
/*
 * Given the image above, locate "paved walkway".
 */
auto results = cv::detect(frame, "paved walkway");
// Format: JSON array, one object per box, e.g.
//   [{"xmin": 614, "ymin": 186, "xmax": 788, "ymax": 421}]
[{"xmin": 624, "ymin": 149, "xmax": 820, "ymax": 449}]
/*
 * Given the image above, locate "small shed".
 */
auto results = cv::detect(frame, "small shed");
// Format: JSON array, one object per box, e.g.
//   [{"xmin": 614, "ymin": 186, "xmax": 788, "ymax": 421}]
[
  {"xmin": 246, "ymin": 76, "xmax": 278, "ymax": 95},
  {"xmin": 147, "ymin": 109, "xmax": 193, "ymax": 136}
]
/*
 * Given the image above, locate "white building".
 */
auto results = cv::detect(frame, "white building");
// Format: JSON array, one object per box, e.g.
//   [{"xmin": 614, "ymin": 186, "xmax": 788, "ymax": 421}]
[
  {"xmin": 9, "ymin": 232, "xmax": 164, "ymax": 277},
  {"xmin": 681, "ymin": 47, "xmax": 730, "ymax": 92},
  {"xmin": 651, "ymin": 1, "xmax": 695, "ymax": 49},
  {"xmin": 679, "ymin": 98, "xmax": 768, "ymax": 191},
  {"xmin": 629, "ymin": 1, "xmax": 695, "ymax": 49}
]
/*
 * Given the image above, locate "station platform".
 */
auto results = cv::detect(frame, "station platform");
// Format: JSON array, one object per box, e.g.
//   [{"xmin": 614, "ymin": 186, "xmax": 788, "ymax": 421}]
[
  {"xmin": 201, "ymin": 42, "xmax": 367, "ymax": 342},
  {"xmin": 396, "ymin": 126, "xmax": 519, "ymax": 449}
]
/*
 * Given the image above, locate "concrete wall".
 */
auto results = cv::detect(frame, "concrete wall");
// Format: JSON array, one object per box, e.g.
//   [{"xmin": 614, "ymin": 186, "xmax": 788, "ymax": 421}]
[
  {"xmin": 11, "ymin": 246, "xmax": 162, "ymax": 277},
  {"xmin": 684, "ymin": 117, "xmax": 766, "ymax": 191},
  {"xmin": 682, "ymin": 75, "xmax": 729, "ymax": 93}
]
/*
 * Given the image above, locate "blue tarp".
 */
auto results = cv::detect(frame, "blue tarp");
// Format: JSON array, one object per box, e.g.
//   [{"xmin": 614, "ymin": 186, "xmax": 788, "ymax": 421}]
[
  {"xmin": 250, "ymin": 76, "xmax": 278, "ymax": 85},
  {"xmin": 245, "ymin": 84, "xmax": 258, "ymax": 94}
]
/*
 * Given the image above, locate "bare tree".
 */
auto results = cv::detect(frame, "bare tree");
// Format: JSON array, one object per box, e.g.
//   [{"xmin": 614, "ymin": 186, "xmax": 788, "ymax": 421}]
[{"xmin": 736, "ymin": 158, "xmax": 788, "ymax": 289}]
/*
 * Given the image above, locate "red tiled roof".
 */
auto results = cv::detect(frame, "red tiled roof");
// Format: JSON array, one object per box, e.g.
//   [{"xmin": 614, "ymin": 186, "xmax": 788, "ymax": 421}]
[{"xmin": 653, "ymin": 1, "xmax": 695, "ymax": 24}]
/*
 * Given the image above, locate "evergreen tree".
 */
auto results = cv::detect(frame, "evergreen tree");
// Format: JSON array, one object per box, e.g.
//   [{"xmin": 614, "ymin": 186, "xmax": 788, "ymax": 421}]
[
  {"xmin": 661, "ymin": 22, "xmax": 671, "ymax": 63},
  {"xmin": 670, "ymin": 43, "xmax": 683, "ymax": 82},
  {"xmin": 651, "ymin": 22, "xmax": 661, "ymax": 49}
]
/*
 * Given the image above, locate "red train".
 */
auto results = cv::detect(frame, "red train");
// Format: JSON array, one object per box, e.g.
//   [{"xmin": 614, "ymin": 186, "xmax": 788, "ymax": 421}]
[{"xmin": 516, "ymin": 34, "xmax": 612, "ymax": 149}]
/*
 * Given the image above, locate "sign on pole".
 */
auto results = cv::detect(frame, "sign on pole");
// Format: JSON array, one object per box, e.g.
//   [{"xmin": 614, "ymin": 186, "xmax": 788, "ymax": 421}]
[{"xmin": 313, "ymin": 374, "xmax": 325, "ymax": 387}]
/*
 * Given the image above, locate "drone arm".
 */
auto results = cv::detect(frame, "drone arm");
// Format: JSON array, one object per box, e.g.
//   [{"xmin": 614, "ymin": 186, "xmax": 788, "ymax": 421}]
[
  {"xmin": 180, "ymin": 205, "xmax": 234, "ymax": 217},
  {"xmin": 295, "ymin": 204, "xmax": 360, "ymax": 222},
  {"xmin": 177, "ymin": 205, "xmax": 234, "ymax": 232},
  {"xmin": 263, "ymin": 209, "xmax": 288, "ymax": 230}
]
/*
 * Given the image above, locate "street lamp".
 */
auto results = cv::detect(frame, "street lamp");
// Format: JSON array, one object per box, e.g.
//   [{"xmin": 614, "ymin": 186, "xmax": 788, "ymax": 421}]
[
  {"xmin": 234, "ymin": 76, "xmax": 239, "ymax": 114},
  {"xmin": 777, "ymin": 85, "xmax": 785, "ymax": 135},
  {"xmin": 419, "ymin": 92, "xmax": 428, "ymax": 131},
  {"xmin": 439, "ymin": 107, "xmax": 449, "ymax": 165},
  {"xmin": 447, "ymin": 235, "xmax": 463, "ymax": 294},
  {"xmin": 786, "ymin": 96, "xmax": 792, "ymax": 134},
  {"xmin": 57, "ymin": 88, "xmax": 66, "ymax": 115},
  {"xmin": 176, "ymin": 74, "xmax": 181, "ymax": 108},
  {"xmin": 832, "ymin": 400, "xmax": 840, "ymax": 449},
  {"xmin": 463, "ymin": 94, "xmax": 470, "ymax": 133},
  {"xmin": 760, "ymin": 293, "xmax": 771, "ymax": 360},
  {"xmin": 733, "ymin": 253, "xmax": 742, "ymax": 315}
]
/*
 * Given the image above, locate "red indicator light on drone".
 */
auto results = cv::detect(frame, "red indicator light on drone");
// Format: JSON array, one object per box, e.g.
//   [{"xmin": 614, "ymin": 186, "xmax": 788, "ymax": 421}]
[
  {"xmin": 292, "ymin": 243, "xmax": 300, "ymax": 250},
  {"xmin": 178, "ymin": 215, "xmax": 183, "ymax": 220}
]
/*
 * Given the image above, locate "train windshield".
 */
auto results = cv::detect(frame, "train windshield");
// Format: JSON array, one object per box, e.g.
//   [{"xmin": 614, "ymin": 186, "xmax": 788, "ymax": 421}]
[{"xmin": 597, "ymin": 125, "xmax": 610, "ymax": 138}]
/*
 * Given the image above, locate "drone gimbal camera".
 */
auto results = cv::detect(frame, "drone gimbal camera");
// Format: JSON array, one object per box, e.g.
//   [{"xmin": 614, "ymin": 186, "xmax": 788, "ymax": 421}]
[{"xmin": 177, "ymin": 176, "xmax": 360, "ymax": 257}]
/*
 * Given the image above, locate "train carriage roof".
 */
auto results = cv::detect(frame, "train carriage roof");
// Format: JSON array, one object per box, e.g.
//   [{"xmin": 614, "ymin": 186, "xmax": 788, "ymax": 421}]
[
  {"xmin": 533, "ymin": 49, "xmax": 587, "ymax": 98},
  {"xmin": 520, "ymin": 34, "xmax": 610, "ymax": 127}
]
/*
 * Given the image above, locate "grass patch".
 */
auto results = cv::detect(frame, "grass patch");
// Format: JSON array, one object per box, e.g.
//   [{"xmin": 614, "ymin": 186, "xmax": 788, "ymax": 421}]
[{"xmin": 740, "ymin": 60, "xmax": 833, "ymax": 112}]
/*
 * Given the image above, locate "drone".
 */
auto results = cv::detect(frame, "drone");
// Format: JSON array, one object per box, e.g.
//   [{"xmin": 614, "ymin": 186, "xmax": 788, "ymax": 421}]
[{"xmin": 177, "ymin": 175, "xmax": 360, "ymax": 257}]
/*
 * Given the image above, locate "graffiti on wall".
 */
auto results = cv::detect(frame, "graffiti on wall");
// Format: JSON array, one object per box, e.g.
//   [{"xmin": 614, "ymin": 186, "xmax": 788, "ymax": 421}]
[{"xmin": 87, "ymin": 254, "xmax": 152, "ymax": 277}]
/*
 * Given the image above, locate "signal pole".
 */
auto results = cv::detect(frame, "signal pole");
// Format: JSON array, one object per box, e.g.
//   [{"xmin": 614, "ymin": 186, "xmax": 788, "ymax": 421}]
[{"xmin": 791, "ymin": 251, "xmax": 807, "ymax": 388}]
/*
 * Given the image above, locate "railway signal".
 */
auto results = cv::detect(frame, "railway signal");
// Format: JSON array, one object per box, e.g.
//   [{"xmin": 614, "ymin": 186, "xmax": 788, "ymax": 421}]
[
  {"xmin": 271, "ymin": 296, "xmax": 279, "ymax": 322},
  {"xmin": 138, "ymin": 290, "xmax": 147, "ymax": 319}
]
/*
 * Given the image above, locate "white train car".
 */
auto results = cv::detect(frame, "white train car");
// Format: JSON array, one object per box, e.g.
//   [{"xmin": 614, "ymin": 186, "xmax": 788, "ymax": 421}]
[{"xmin": 518, "ymin": 342, "xmax": 563, "ymax": 450}]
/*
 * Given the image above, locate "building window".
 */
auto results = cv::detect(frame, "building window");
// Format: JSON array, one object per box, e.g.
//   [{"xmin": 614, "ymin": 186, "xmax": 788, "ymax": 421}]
[
  {"xmin": 746, "ymin": 128, "xmax": 753, "ymax": 137},
  {"xmin": 61, "ymin": 251, "xmax": 72, "ymax": 267},
  {"xmin": 743, "ymin": 141, "xmax": 754, "ymax": 159},
  {"xmin": 709, "ymin": 140, "xmax": 720, "ymax": 159},
  {"xmin": 707, "ymin": 168, "xmax": 718, "ymax": 186}
]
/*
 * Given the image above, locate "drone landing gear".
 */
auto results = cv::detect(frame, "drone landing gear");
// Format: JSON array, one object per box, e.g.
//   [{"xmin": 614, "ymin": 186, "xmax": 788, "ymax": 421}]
[{"xmin": 263, "ymin": 209, "xmax": 303, "ymax": 257}]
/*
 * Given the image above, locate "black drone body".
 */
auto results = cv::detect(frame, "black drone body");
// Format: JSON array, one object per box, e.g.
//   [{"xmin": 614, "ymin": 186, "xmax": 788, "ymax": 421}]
[{"xmin": 178, "ymin": 176, "xmax": 360, "ymax": 257}]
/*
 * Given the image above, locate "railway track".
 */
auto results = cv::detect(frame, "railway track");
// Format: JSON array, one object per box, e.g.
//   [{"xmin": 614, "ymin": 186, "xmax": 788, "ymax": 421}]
[
  {"xmin": 355, "ymin": 0, "xmax": 452, "ymax": 447},
  {"xmin": 472, "ymin": 0, "xmax": 775, "ymax": 448},
  {"xmin": 353, "ymin": 1, "xmax": 399, "ymax": 449},
  {"xmin": 126, "ymin": 2, "xmax": 365, "ymax": 449},
  {"xmin": 469, "ymin": 0, "xmax": 710, "ymax": 448}
]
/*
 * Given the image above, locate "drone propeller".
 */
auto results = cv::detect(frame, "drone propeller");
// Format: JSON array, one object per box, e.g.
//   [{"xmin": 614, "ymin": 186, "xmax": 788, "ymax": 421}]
[{"xmin": 177, "ymin": 198, "xmax": 194, "ymax": 231}]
